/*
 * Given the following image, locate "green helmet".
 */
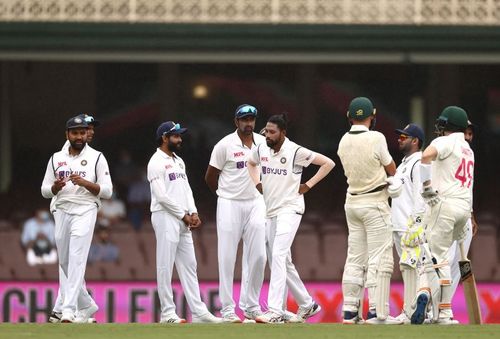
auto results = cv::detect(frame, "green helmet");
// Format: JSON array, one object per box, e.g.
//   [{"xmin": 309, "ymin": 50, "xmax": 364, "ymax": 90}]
[
  {"xmin": 347, "ymin": 97, "xmax": 376, "ymax": 120},
  {"xmin": 436, "ymin": 106, "xmax": 468, "ymax": 134}
]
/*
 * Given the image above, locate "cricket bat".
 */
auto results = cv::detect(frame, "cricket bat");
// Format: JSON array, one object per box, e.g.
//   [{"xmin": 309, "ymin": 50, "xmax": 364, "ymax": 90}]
[{"xmin": 459, "ymin": 242, "xmax": 482, "ymax": 324}]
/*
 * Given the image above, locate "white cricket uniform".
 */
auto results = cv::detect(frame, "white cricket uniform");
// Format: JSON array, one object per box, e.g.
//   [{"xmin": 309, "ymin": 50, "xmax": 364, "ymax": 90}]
[
  {"xmin": 391, "ymin": 151, "xmax": 426, "ymax": 256},
  {"xmin": 52, "ymin": 140, "xmax": 95, "ymax": 315},
  {"xmin": 41, "ymin": 144, "xmax": 112, "ymax": 318},
  {"xmin": 424, "ymin": 132, "xmax": 474, "ymax": 318},
  {"xmin": 147, "ymin": 148, "xmax": 210, "ymax": 320},
  {"xmin": 209, "ymin": 131, "xmax": 266, "ymax": 316},
  {"xmin": 337, "ymin": 125, "xmax": 394, "ymax": 317},
  {"xmin": 248, "ymin": 137, "xmax": 316, "ymax": 315}
]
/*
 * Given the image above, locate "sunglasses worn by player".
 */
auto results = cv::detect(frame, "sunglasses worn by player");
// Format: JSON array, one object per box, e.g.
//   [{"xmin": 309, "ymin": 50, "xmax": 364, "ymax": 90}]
[{"xmin": 398, "ymin": 134, "xmax": 413, "ymax": 141}]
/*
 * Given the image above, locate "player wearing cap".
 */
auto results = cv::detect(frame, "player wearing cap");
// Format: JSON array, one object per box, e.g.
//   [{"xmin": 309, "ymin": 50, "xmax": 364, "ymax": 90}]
[
  {"xmin": 41, "ymin": 116, "xmax": 113, "ymax": 323},
  {"xmin": 411, "ymin": 106, "xmax": 474, "ymax": 325},
  {"xmin": 337, "ymin": 97, "xmax": 402, "ymax": 325},
  {"xmin": 205, "ymin": 104, "xmax": 266, "ymax": 323},
  {"xmin": 247, "ymin": 113, "xmax": 334, "ymax": 323},
  {"xmin": 148, "ymin": 121, "xmax": 222, "ymax": 324},
  {"xmin": 390, "ymin": 123, "xmax": 426, "ymax": 324},
  {"xmin": 49, "ymin": 113, "xmax": 101, "ymax": 324}
]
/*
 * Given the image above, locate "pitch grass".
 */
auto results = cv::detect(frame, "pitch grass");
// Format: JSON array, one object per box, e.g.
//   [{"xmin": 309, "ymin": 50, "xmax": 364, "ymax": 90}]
[{"xmin": 1, "ymin": 324, "xmax": 499, "ymax": 339}]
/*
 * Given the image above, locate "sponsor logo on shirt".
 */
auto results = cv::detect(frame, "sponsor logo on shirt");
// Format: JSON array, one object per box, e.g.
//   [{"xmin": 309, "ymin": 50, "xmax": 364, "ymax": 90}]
[
  {"xmin": 236, "ymin": 161, "xmax": 247, "ymax": 169},
  {"xmin": 165, "ymin": 164, "xmax": 173, "ymax": 170},
  {"xmin": 461, "ymin": 147, "xmax": 473, "ymax": 156},
  {"xmin": 58, "ymin": 161, "xmax": 67, "ymax": 167},
  {"xmin": 234, "ymin": 151, "xmax": 245, "ymax": 158},
  {"xmin": 168, "ymin": 173, "xmax": 187, "ymax": 181},
  {"xmin": 58, "ymin": 170, "xmax": 87, "ymax": 179},
  {"xmin": 262, "ymin": 166, "xmax": 287, "ymax": 175},
  {"xmin": 261, "ymin": 157, "xmax": 268, "ymax": 162}
]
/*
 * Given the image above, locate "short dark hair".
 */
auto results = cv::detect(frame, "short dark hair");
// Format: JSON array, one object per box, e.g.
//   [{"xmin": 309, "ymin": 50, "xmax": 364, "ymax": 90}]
[{"xmin": 268, "ymin": 112, "xmax": 289, "ymax": 131}]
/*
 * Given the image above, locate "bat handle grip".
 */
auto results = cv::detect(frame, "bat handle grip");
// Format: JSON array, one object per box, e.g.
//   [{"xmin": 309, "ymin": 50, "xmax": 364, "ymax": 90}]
[{"xmin": 459, "ymin": 242, "xmax": 468, "ymax": 261}]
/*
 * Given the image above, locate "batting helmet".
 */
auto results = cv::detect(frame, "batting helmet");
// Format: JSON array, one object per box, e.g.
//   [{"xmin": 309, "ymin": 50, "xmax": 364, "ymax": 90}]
[
  {"xmin": 435, "ymin": 106, "xmax": 468, "ymax": 134},
  {"xmin": 347, "ymin": 97, "xmax": 376, "ymax": 120}
]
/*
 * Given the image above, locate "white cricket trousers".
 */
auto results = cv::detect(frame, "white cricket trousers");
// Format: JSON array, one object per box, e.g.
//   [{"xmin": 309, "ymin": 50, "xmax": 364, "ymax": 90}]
[
  {"xmin": 53, "ymin": 270, "xmax": 94, "ymax": 313},
  {"xmin": 216, "ymin": 197, "xmax": 266, "ymax": 316},
  {"xmin": 151, "ymin": 211, "xmax": 209, "ymax": 319},
  {"xmin": 342, "ymin": 201, "xmax": 394, "ymax": 313},
  {"xmin": 53, "ymin": 208, "xmax": 97, "ymax": 317},
  {"xmin": 266, "ymin": 212, "xmax": 313, "ymax": 315}
]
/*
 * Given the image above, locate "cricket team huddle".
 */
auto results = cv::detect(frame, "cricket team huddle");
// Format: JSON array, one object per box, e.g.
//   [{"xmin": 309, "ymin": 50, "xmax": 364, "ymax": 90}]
[{"xmin": 41, "ymin": 96, "xmax": 475, "ymax": 325}]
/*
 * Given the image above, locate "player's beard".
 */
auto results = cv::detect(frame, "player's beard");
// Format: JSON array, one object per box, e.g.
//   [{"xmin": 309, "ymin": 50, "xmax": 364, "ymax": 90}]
[
  {"xmin": 266, "ymin": 138, "xmax": 278, "ymax": 148},
  {"xmin": 240, "ymin": 125, "xmax": 254, "ymax": 136},
  {"xmin": 167, "ymin": 140, "xmax": 182, "ymax": 152},
  {"xmin": 399, "ymin": 141, "xmax": 412, "ymax": 156},
  {"xmin": 70, "ymin": 139, "xmax": 86, "ymax": 151}
]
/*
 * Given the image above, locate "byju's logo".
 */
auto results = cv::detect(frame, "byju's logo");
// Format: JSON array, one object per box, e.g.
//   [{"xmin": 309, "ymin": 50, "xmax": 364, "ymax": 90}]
[
  {"xmin": 236, "ymin": 161, "xmax": 246, "ymax": 169},
  {"xmin": 168, "ymin": 173, "xmax": 176, "ymax": 181},
  {"xmin": 262, "ymin": 167, "xmax": 287, "ymax": 176}
]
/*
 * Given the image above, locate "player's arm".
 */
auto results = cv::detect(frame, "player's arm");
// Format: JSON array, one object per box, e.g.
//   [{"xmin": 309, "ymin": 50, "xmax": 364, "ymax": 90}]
[
  {"xmin": 94, "ymin": 154, "xmax": 113, "ymax": 198},
  {"xmin": 205, "ymin": 165, "xmax": 221, "ymax": 194},
  {"xmin": 247, "ymin": 159, "xmax": 262, "ymax": 194},
  {"xmin": 148, "ymin": 163, "xmax": 186, "ymax": 220},
  {"xmin": 384, "ymin": 161, "xmax": 397, "ymax": 177},
  {"xmin": 377, "ymin": 135, "xmax": 396, "ymax": 176},
  {"xmin": 420, "ymin": 145, "xmax": 438, "ymax": 185},
  {"xmin": 300, "ymin": 153, "xmax": 335, "ymax": 194}
]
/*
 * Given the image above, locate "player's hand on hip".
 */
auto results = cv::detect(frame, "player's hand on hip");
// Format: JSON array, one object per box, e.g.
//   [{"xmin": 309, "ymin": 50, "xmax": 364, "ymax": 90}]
[
  {"xmin": 51, "ymin": 179, "xmax": 66, "ymax": 194},
  {"xmin": 421, "ymin": 184, "xmax": 440, "ymax": 207},
  {"xmin": 298, "ymin": 183, "xmax": 311, "ymax": 195}
]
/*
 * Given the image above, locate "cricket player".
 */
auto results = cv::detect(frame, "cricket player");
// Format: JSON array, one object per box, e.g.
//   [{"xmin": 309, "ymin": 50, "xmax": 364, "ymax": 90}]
[
  {"xmin": 148, "ymin": 121, "xmax": 222, "ymax": 324},
  {"xmin": 205, "ymin": 104, "xmax": 266, "ymax": 323},
  {"xmin": 391, "ymin": 123, "xmax": 426, "ymax": 324},
  {"xmin": 41, "ymin": 116, "xmax": 113, "ymax": 323},
  {"xmin": 337, "ymin": 97, "xmax": 402, "ymax": 325},
  {"xmin": 247, "ymin": 113, "xmax": 334, "ymax": 323},
  {"xmin": 49, "ymin": 113, "xmax": 100, "ymax": 323},
  {"xmin": 411, "ymin": 106, "xmax": 474, "ymax": 325},
  {"xmin": 448, "ymin": 120, "xmax": 478, "ymax": 314}
]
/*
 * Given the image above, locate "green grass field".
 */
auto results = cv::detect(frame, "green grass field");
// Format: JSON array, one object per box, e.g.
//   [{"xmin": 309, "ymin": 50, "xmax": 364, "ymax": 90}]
[{"xmin": 0, "ymin": 324, "xmax": 498, "ymax": 339}]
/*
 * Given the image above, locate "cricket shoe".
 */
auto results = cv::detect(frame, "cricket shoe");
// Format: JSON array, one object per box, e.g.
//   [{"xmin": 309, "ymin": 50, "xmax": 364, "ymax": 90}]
[
  {"xmin": 395, "ymin": 311, "xmax": 411, "ymax": 324},
  {"xmin": 192, "ymin": 313, "xmax": 224, "ymax": 323},
  {"xmin": 255, "ymin": 311, "xmax": 285, "ymax": 324},
  {"xmin": 74, "ymin": 302, "xmax": 98, "ymax": 323},
  {"xmin": 411, "ymin": 291, "xmax": 430, "ymax": 325},
  {"xmin": 48, "ymin": 311, "xmax": 62, "ymax": 323},
  {"xmin": 60, "ymin": 314, "xmax": 75, "ymax": 323},
  {"xmin": 243, "ymin": 309, "xmax": 262, "ymax": 323},
  {"xmin": 297, "ymin": 302, "xmax": 322, "ymax": 321},
  {"xmin": 435, "ymin": 318, "xmax": 459, "ymax": 325},
  {"xmin": 222, "ymin": 313, "xmax": 242, "ymax": 323},
  {"xmin": 283, "ymin": 310, "xmax": 304, "ymax": 323},
  {"xmin": 160, "ymin": 314, "xmax": 187, "ymax": 324},
  {"xmin": 365, "ymin": 311, "xmax": 402, "ymax": 325},
  {"xmin": 342, "ymin": 311, "xmax": 364, "ymax": 325}
]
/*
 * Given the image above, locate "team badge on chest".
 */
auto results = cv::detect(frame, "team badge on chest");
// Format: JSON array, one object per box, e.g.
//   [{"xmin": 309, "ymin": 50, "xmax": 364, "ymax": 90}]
[
  {"xmin": 81, "ymin": 160, "xmax": 87, "ymax": 166},
  {"xmin": 280, "ymin": 157, "xmax": 287, "ymax": 164}
]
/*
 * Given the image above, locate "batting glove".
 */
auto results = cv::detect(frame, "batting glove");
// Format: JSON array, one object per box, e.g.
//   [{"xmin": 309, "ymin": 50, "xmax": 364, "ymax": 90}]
[{"xmin": 421, "ymin": 184, "xmax": 440, "ymax": 207}]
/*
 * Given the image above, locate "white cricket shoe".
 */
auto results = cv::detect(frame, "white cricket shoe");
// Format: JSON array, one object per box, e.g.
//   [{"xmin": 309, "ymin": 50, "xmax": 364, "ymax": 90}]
[
  {"xmin": 74, "ymin": 302, "xmax": 98, "ymax": 323},
  {"xmin": 365, "ymin": 312, "xmax": 403, "ymax": 325},
  {"xmin": 222, "ymin": 313, "xmax": 242, "ymax": 323},
  {"xmin": 160, "ymin": 314, "xmax": 187, "ymax": 324},
  {"xmin": 395, "ymin": 311, "xmax": 411, "ymax": 324},
  {"xmin": 297, "ymin": 302, "xmax": 321, "ymax": 321},
  {"xmin": 283, "ymin": 310, "xmax": 304, "ymax": 323},
  {"xmin": 255, "ymin": 311, "xmax": 284, "ymax": 324},
  {"xmin": 192, "ymin": 313, "xmax": 224, "ymax": 323},
  {"xmin": 48, "ymin": 311, "xmax": 62, "ymax": 323},
  {"xmin": 244, "ymin": 309, "xmax": 262, "ymax": 320},
  {"xmin": 435, "ymin": 318, "xmax": 459, "ymax": 325},
  {"xmin": 60, "ymin": 313, "xmax": 75, "ymax": 323}
]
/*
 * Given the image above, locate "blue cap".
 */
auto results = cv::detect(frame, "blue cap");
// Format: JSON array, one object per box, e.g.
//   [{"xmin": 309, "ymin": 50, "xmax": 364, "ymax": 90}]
[
  {"xmin": 66, "ymin": 116, "xmax": 89, "ymax": 130},
  {"xmin": 76, "ymin": 113, "xmax": 100, "ymax": 127},
  {"xmin": 235, "ymin": 104, "xmax": 258, "ymax": 118},
  {"xmin": 395, "ymin": 123, "xmax": 425, "ymax": 142},
  {"xmin": 156, "ymin": 121, "xmax": 187, "ymax": 139}
]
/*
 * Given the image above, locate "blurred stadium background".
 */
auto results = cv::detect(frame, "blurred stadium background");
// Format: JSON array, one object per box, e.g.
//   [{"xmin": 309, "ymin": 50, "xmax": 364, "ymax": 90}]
[{"xmin": 0, "ymin": 0, "xmax": 500, "ymax": 324}]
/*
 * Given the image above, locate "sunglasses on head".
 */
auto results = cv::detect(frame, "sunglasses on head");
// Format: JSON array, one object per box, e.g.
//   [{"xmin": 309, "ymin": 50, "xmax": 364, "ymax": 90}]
[
  {"xmin": 164, "ymin": 123, "xmax": 181, "ymax": 135},
  {"xmin": 236, "ymin": 105, "xmax": 257, "ymax": 115}
]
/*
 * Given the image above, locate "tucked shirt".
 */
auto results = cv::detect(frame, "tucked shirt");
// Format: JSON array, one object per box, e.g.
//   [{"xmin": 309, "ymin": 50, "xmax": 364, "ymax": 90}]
[
  {"xmin": 147, "ymin": 148, "xmax": 197, "ymax": 219},
  {"xmin": 209, "ymin": 131, "xmax": 265, "ymax": 200},
  {"xmin": 248, "ymin": 138, "xmax": 315, "ymax": 218},
  {"xmin": 391, "ymin": 151, "xmax": 426, "ymax": 231},
  {"xmin": 41, "ymin": 144, "xmax": 113, "ymax": 215}
]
